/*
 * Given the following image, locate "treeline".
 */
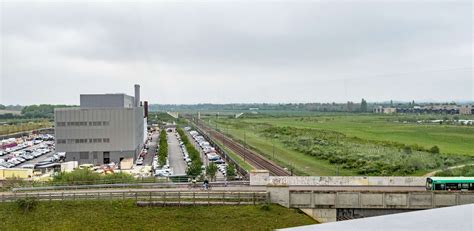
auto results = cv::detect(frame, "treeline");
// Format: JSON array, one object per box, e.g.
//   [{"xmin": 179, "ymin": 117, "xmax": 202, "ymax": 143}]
[
  {"xmin": 177, "ymin": 128, "xmax": 203, "ymax": 177},
  {"xmin": 149, "ymin": 100, "xmax": 435, "ymax": 113},
  {"xmin": 21, "ymin": 104, "xmax": 73, "ymax": 118},
  {"xmin": 157, "ymin": 130, "xmax": 168, "ymax": 166}
]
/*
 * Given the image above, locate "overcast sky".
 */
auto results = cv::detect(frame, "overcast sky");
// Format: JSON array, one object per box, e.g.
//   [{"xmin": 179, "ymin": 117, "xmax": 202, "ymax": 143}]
[{"xmin": 1, "ymin": 0, "xmax": 472, "ymax": 105}]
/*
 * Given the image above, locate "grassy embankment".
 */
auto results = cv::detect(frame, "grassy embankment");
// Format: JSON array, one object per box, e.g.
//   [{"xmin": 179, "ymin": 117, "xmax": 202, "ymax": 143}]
[
  {"xmin": 0, "ymin": 200, "xmax": 316, "ymax": 230},
  {"xmin": 206, "ymin": 114, "xmax": 474, "ymax": 176},
  {"xmin": 0, "ymin": 120, "xmax": 52, "ymax": 136}
]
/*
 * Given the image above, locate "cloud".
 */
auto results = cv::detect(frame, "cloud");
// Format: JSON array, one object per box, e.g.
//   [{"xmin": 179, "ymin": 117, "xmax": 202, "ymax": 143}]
[{"xmin": 1, "ymin": 0, "xmax": 472, "ymax": 105}]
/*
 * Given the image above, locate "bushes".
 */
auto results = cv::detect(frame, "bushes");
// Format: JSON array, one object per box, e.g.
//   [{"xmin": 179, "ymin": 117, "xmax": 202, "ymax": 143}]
[
  {"xmin": 259, "ymin": 125, "xmax": 471, "ymax": 176},
  {"xmin": 52, "ymin": 168, "xmax": 135, "ymax": 185},
  {"xmin": 158, "ymin": 130, "xmax": 168, "ymax": 167}
]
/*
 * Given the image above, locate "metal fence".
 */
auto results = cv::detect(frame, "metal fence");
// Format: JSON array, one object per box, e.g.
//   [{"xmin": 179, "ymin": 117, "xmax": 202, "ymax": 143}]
[{"xmin": 1, "ymin": 190, "xmax": 269, "ymax": 206}]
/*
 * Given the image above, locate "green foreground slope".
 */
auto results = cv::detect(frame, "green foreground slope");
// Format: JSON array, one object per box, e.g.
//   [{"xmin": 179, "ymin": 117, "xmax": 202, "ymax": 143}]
[{"xmin": 0, "ymin": 200, "xmax": 315, "ymax": 230}]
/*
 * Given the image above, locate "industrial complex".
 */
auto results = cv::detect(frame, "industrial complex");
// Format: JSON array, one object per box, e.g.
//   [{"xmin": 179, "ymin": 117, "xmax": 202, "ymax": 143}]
[{"xmin": 54, "ymin": 85, "xmax": 148, "ymax": 166}]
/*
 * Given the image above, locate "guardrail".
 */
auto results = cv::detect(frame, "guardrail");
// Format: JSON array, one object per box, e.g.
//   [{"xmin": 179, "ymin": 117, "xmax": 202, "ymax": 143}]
[{"xmin": 1, "ymin": 190, "xmax": 269, "ymax": 205}]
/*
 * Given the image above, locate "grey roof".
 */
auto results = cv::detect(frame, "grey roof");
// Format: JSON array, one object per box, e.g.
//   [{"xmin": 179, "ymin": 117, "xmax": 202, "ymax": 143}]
[{"xmin": 280, "ymin": 204, "xmax": 474, "ymax": 231}]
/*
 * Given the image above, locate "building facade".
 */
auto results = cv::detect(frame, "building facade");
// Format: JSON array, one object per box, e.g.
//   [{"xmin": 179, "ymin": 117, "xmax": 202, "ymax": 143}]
[{"xmin": 55, "ymin": 85, "xmax": 147, "ymax": 165}]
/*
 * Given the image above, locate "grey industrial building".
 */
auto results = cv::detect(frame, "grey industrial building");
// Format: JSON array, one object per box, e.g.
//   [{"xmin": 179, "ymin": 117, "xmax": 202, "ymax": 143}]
[{"xmin": 54, "ymin": 85, "xmax": 148, "ymax": 166}]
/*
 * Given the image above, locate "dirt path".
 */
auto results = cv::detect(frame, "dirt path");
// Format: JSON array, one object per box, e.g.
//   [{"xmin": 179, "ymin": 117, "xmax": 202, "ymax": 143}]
[{"xmin": 423, "ymin": 164, "xmax": 473, "ymax": 177}]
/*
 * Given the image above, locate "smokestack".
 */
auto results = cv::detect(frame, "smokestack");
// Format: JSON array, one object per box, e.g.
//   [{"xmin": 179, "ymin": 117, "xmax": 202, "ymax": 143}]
[
  {"xmin": 144, "ymin": 101, "xmax": 148, "ymax": 118},
  {"xmin": 134, "ymin": 84, "xmax": 140, "ymax": 107}
]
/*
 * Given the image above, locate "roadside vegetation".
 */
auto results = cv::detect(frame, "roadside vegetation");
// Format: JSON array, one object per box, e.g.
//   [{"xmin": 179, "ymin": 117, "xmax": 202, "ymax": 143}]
[
  {"xmin": 207, "ymin": 113, "xmax": 474, "ymax": 176},
  {"xmin": 158, "ymin": 130, "xmax": 168, "ymax": 166},
  {"xmin": 52, "ymin": 168, "xmax": 136, "ymax": 185},
  {"xmin": 0, "ymin": 200, "xmax": 316, "ymax": 230}
]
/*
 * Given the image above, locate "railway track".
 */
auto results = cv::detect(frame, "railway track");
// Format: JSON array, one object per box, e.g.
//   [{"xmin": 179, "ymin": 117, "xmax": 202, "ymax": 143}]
[{"xmin": 196, "ymin": 121, "xmax": 291, "ymax": 176}]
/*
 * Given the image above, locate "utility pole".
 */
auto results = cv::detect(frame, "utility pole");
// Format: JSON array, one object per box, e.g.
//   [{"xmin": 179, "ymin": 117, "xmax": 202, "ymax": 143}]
[{"xmin": 272, "ymin": 137, "xmax": 275, "ymax": 160}]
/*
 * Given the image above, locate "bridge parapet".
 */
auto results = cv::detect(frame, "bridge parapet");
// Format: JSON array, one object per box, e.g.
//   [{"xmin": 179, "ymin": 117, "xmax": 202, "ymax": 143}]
[
  {"xmin": 289, "ymin": 190, "xmax": 474, "ymax": 209},
  {"xmin": 281, "ymin": 190, "xmax": 474, "ymax": 223}
]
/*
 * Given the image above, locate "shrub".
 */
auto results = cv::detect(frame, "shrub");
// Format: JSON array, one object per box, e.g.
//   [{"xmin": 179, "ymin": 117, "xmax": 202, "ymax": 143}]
[
  {"xmin": 16, "ymin": 198, "xmax": 38, "ymax": 213},
  {"xmin": 430, "ymin": 146, "xmax": 440, "ymax": 154}
]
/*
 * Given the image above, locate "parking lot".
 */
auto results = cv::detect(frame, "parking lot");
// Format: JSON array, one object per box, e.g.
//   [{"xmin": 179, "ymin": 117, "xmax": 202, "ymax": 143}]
[{"xmin": 0, "ymin": 134, "xmax": 62, "ymax": 170}]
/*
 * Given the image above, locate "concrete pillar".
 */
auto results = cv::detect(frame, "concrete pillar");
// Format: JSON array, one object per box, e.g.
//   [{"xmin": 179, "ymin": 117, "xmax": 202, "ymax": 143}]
[
  {"xmin": 300, "ymin": 208, "xmax": 337, "ymax": 223},
  {"xmin": 267, "ymin": 186, "xmax": 290, "ymax": 208}
]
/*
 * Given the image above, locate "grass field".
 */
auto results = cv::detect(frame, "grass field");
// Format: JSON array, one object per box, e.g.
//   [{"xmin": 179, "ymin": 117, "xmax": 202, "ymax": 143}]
[
  {"xmin": 205, "ymin": 113, "xmax": 474, "ymax": 176},
  {"xmin": 0, "ymin": 200, "xmax": 316, "ymax": 230}
]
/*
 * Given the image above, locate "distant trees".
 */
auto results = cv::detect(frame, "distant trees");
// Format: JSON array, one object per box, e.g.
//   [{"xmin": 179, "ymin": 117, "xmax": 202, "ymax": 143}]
[
  {"xmin": 0, "ymin": 104, "xmax": 6, "ymax": 110},
  {"xmin": 360, "ymin": 99, "xmax": 368, "ymax": 112},
  {"xmin": 21, "ymin": 104, "xmax": 72, "ymax": 118}
]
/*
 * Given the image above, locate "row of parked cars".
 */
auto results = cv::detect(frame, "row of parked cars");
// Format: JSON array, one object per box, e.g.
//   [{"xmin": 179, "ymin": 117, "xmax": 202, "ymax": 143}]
[
  {"xmin": 186, "ymin": 127, "xmax": 228, "ymax": 176},
  {"xmin": 0, "ymin": 134, "xmax": 62, "ymax": 169}
]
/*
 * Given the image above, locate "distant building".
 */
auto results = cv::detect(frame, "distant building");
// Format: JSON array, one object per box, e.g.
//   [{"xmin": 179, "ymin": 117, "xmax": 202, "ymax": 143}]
[
  {"xmin": 373, "ymin": 106, "xmax": 396, "ymax": 114},
  {"xmin": 459, "ymin": 105, "xmax": 472, "ymax": 115},
  {"xmin": 54, "ymin": 85, "xmax": 147, "ymax": 166}
]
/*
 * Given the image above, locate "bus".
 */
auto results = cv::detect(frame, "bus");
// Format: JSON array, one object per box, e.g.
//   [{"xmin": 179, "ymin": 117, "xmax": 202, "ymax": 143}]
[{"xmin": 426, "ymin": 177, "xmax": 474, "ymax": 191}]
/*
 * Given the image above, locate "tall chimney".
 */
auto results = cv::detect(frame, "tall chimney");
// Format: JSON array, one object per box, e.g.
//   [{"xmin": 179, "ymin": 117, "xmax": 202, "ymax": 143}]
[
  {"xmin": 134, "ymin": 84, "xmax": 140, "ymax": 107},
  {"xmin": 144, "ymin": 101, "xmax": 149, "ymax": 118}
]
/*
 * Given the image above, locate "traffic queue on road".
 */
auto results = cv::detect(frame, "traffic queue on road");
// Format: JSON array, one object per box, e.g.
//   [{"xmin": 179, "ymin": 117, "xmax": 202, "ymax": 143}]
[{"xmin": 185, "ymin": 127, "xmax": 228, "ymax": 177}]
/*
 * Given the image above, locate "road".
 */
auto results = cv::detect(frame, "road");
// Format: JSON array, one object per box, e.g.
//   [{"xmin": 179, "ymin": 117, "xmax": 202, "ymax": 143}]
[
  {"xmin": 144, "ymin": 132, "xmax": 158, "ymax": 166},
  {"xmin": 168, "ymin": 131, "xmax": 187, "ymax": 175}
]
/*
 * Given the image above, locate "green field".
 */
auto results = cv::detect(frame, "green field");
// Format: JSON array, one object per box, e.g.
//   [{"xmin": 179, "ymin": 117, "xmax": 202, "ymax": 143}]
[
  {"xmin": 0, "ymin": 200, "xmax": 315, "ymax": 230},
  {"xmin": 205, "ymin": 114, "xmax": 474, "ymax": 176}
]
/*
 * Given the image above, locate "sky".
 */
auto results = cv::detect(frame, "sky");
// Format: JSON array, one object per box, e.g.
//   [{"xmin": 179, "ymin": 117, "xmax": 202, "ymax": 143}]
[{"xmin": 0, "ymin": 0, "xmax": 472, "ymax": 105}]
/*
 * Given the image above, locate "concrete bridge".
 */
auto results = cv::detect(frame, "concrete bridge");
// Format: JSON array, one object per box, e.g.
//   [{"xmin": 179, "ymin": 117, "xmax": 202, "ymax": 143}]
[{"xmin": 266, "ymin": 185, "xmax": 474, "ymax": 223}]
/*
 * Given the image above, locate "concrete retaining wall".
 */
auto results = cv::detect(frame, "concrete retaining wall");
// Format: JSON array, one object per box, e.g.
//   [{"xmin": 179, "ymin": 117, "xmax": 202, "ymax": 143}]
[{"xmin": 250, "ymin": 171, "xmax": 426, "ymax": 187}]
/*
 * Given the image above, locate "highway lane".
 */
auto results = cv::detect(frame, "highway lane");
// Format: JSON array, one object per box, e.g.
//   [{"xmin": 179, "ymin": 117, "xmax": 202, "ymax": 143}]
[{"xmin": 168, "ymin": 131, "xmax": 187, "ymax": 175}]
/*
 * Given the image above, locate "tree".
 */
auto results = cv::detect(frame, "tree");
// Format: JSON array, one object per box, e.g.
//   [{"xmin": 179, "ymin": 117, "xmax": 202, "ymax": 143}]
[
  {"xmin": 206, "ymin": 162, "xmax": 218, "ymax": 181},
  {"xmin": 226, "ymin": 164, "xmax": 236, "ymax": 180},
  {"xmin": 360, "ymin": 99, "xmax": 368, "ymax": 112},
  {"xmin": 0, "ymin": 104, "xmax": 5, "ymax": 110},
  {"xmin": 390, "ymin": 100, "xmax": 393, "ymax": 107},
  {"xmin": 186, "ymin": 161, "xmax": 202, "ymax": 177}
]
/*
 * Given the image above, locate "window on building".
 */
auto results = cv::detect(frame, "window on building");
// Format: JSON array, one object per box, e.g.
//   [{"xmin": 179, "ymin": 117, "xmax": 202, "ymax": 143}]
[
  {"xmin": 103, "ymin": 121, "xmax": 109, "ymax": 126},
  {"xmin": 79, "ymin": 152, "xmax": 89, "ymax": 160},
  {"xmin": 57, "ymin": 122, "xmax": 66, "ymax": 127},
  {"xmin": 57, "ymin": 139, "xmax": 66, "ymax": 144},
  {"xmin": 103, "ymin": 138, "xmax": 110, "ymax": 143}
]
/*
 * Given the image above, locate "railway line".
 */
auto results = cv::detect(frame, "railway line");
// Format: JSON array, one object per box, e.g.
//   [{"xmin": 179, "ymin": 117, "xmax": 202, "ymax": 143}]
[{"xmin": 195, "ymin": 120, "xmax": 291, "ymax": 176}]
